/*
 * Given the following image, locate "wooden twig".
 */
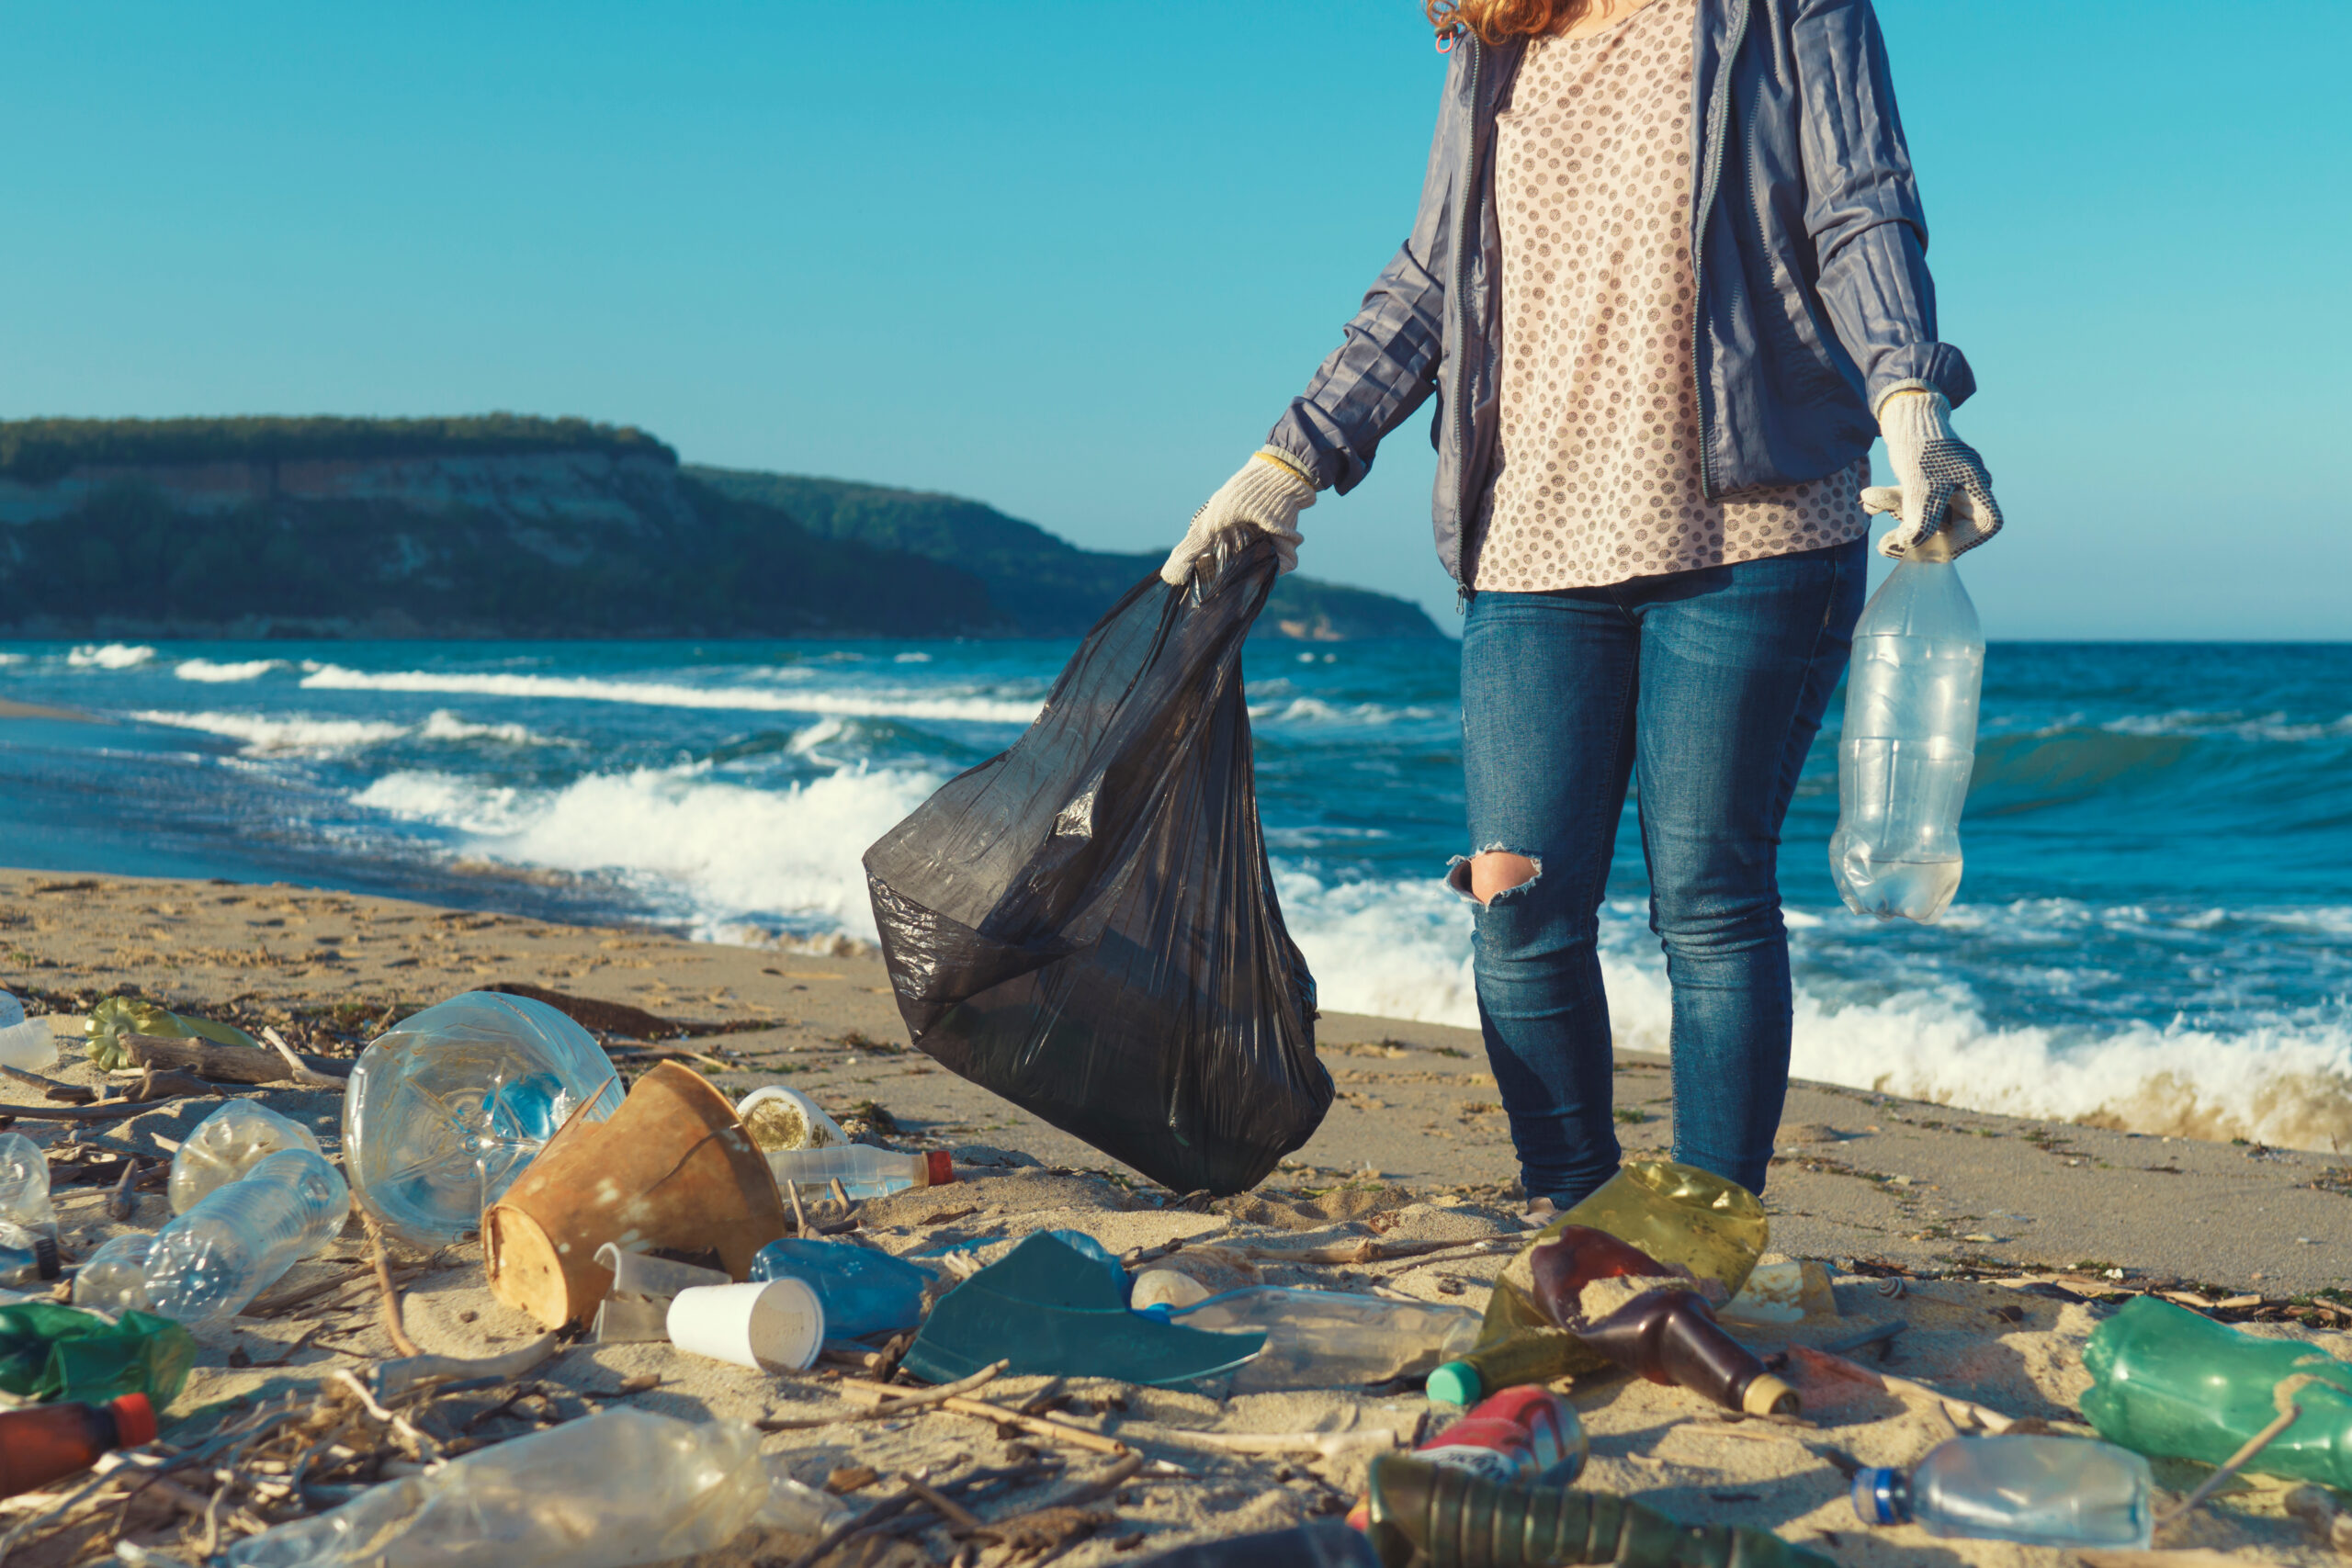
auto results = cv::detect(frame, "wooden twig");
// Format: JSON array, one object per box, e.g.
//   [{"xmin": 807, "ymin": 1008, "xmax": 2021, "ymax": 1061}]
[
  {"xmin": 375, "ymin": 1332, "xmax": 562, "ymax": 1403},
  {"xmin": 362, "ymin": 1214, "xmax": 424, "ymax": 1359},
  {"xmin": 260, "ymin": 1029, "xmax": 347, "ymax": 1090},
  {"xmin": 0, "ymin": 1065, "xmax": 93, "ymax": 1104},
  {"xmin": 781, "ymin": 1492, "xmax": 918, "ymax": 1568},
  {"xmin": 0, "ymin": 1100, "xmax": 151, "ymax": 1123},
  {"xmin": 902, "ymin": 1475, "xmax": 986, "ymax": 1535},
  {"xmin": 2159, "ymin": 1404, "xmax": 2302, "ymax": 1528},
  {"xmin": 761, "ymin": 1361, "xmax": 1009, "ymax": 1431},
  {"xmin": 120, "ymin": 1032, "xmax": 349, "ymax": 1084},
  {"xmin": 840, "ymin": 1384, "xmax": 1131, "ymax": 1458},
  {"xmin": 977, "ymin": 1454, "xmax": 1145, "ymax": 1535},
  {"xmin": 241, "ymin": 1264, "xmax": 377, "ymax": 1319},
  {"xmin": 786, "ymin": 1179, "xmax": 808, "ymax": 1237}
]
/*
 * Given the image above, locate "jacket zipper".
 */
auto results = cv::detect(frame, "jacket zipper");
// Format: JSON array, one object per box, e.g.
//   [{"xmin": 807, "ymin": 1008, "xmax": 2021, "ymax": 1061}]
[
  {"xmin": 1450, "ymin": 32, "xmax": 1485, "ymax": 599},
  {"xmin": 1689, "ymin": 0, "xmax": 1752, "ymax": 501}
]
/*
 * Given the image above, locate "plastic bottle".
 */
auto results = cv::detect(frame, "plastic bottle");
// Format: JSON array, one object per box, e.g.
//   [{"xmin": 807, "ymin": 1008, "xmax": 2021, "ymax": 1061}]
[
  {"xmin": 749, "ymin": 1237, "xmax": 932, "ymax": 1338},
  {"xmin": 170, "ymin": 1101, "xmax": 325, "ymax": 1213},
  {"xmin": 2083, "ymin": 1295, "xmax": 2352, "ymax": 1485},
  {"xmin": 344, "ymin": 991, "xmax": 625, "ymax": 1246},
  {"xmin": 1829, "ymin": 533, "xmax": 1984, "ymax": 924},
  {"xmin": 767, "ymin": 1145, "xmax": 954, "ymax": 1201},
  {"xmin": 1130, "ymin": 1269, "xmax": 1214, "ymax": 1312},
  {"xmin": 1156, "ymin": 1287, "xmax": 1481, "ymax": 1392},
  {"xmin": 1426, "ymin": 1329, "xmax": 1588, "ymax": 1408},
  {"xmin": 1853, "ymin": 1434, "xmax": 2154, "ymax": 1548},
  {"xmin": 221, "ymin": 1407, "xmax": 832, "ymax": 1568},
  {"xmin": 736, "ymin": 1086, "xmax": 850, "ymax": 1153},
  {"xmin": 72, "ymin": 1234, "xmax": 155, "ymax": 1315},
  {"xmin": 0, "ymin": 1133, "xmax": 61, "ymax": 1285},
  {"xmin": 0, "ymin": 1393, "xmax": 155, "ymax": 1499},
  {"xmin": 141, "ymin": 1149, "xmax": 350, "ymax": 1325},
  {"xmin": 0, "ymin": 993, "xmax": 57, "ymax": 1074}
]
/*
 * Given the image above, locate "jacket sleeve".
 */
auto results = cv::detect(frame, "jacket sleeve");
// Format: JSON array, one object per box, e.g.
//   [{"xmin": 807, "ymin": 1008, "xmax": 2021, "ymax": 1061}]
[
  {"xmin": 1262, "ymin": 59, "xmax": 1460, "ymax": 494},
  {"xmin": 1790, "ymin": 0, "xmax": 1976, "ymax": 413}
]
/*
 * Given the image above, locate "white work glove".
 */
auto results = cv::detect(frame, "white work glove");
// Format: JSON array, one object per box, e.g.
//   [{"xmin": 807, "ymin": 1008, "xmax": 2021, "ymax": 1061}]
[
  {"xmin": 1159, "ymin": 449, "xmax": 1317, "ymax": 588},
  {"xmin": 1862, "ymin": 389, "xmax": 2004, "ymax": 559}
]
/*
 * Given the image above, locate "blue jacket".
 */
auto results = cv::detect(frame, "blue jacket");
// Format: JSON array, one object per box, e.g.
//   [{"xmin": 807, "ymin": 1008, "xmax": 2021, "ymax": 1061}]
[{"xmin": 1263, "ymin": 0, "xmax": 1976, "ymax": 589}]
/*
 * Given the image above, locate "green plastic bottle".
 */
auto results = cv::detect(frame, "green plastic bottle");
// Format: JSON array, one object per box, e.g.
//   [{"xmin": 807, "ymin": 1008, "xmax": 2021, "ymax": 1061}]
[{"xmin": 2082, "ymin": 1296, "xmax": 2352, "ymax": 1485}]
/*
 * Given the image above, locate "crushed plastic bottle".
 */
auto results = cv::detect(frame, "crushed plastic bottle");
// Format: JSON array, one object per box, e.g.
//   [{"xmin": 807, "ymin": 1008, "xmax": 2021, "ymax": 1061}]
[
  {"xmin": 141, "ymin": 1149, "xmax": 350, "ymax": 1325},
  {"xmin": 344, "ymin": 991, "xmax": 625, "ymax": 1246},
  {"xmin": 0, "ymin": 1134, "xmax": 60, "ymax": 1286},
  {"xmin": 170, "ymin": 1101, "xmax": 325, "ymax": 1214},
  {"xmin": 1157, "ymin": 1287, "xmax": 1481, "ymax": 1392},
  {"xmin": 0, "ymin": 993, "xmax": 56, "ymax": 1074},
  {"xmin": 737, "ymin": 1086, "xmax": 849, "ymax": 1153},
  {"xmin": 1854, "ymin": 1434, "xmax": 2153, "ymax": 1548},
  {"xmin": 2084, "ymin": 1294, "xmax": 2352, "ymax": 1485},
  {"xmin": 767, "ymin": 1145, "xmax": 953, "ymax": 1202},
  {"xmin": 221, "ymin": 1406, "xmax": 839, "ymax": 1568},
  {"xmin": 1829, "ymin": 532, "xmax": 1984, "ymax": 923},
  {"xmin": 749, "ymin": 1237, "xmax": 931, "ymax": 1339}
]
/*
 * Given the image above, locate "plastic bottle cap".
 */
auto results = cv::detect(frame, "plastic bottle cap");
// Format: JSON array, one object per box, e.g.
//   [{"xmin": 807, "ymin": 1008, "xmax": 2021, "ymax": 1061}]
[
  {"xmin": 108, "ymin": 1393, "xmax": 157, "ymax": 1449},
  {"xmin": 1425, "ymin": 1361, "xmax": 1480, "ymax": 1406},
  {"xmin": 1741, "ymin": 1373, "xmax": 1800, "ymax": 1417},
  {"xmin": 1851, "ymin": 1467, "xmax": 1905, "ymax": 1526},
  {"xmin": 923, "ymin": 1151, "xmax": 956, "ymax": 1188}
]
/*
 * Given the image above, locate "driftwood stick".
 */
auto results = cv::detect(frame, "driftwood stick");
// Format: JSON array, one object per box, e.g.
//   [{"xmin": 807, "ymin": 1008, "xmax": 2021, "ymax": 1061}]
[
  {"xmin": 0, "ymin": 1066, "xmax": 93, "ymax": 1105},
  {"xmin": 260, "ymin": 1030, "xmax": 348, "ymax": 1090},
  {"xmin": 375, "ymin": 1332, "xmax": 562, "ymax": 1403},
  {"xmin": 119, "ymin": 1034, "xmax": 339, "ymax": 1085},
  {"xmin": 362, "ymin": 1215, "xmax": 424, "ymax": 1359},
  {"xmin": 758, "ymin": 1361, "xmax": 1007, "ymax": 1431},
  {"xmin": 130, "ymin": 1069, "xmax": 213, "ymax": 1104},
  {"xmin": 842, "ymin": 1387, "xmax": 1132, "ymax": 1458}
]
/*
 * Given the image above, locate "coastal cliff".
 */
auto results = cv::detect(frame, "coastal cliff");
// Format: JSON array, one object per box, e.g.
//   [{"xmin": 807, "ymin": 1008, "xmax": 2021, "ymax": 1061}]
[{"xmin": 0, "ymin": 417, "xmax": 1442, "ymax": 641}]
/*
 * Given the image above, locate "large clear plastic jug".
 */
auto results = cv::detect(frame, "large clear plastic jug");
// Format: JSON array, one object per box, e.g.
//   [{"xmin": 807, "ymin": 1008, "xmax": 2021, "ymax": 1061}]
[
  {"xmin": 344, "ymin": 992, "xmax": 624, "ymax": 1246},
  {"xmin": 1829, "ymin": 534, "xmax": 1984, "ymax": 923}
]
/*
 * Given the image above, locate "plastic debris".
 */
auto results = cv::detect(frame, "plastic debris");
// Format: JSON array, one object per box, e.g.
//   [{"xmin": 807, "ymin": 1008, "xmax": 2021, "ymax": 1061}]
[
  {"xmin": 591, "ymin": 1242, "xmax": 730, "ymax": 1345},
  {"xmin": 0, "ymin": 1132, "xmax": 62, "ymax": 1285},
  {"xmin": 767, "ymin": 1145, "xmax": 952, "ymax": 1201},
  {"xmin": 864, "ymin": 539, "xmax": 1329, "ymax": 1196},
  {"xmin": 0, "ymin": 992, "xmax": 57, "ymax": 1073},
  {"xmin": 1721, "ymin": 1258, "xmax": 1840, "ymax": 1326},
  {"xmin": 142, "ymin": 1148, "xmax": 350, "ymax": 1324},
  {"xmin": 1156, "ymin": 1286, "xmax": 1480, "ymax": 1392},
  {"xmin": 0, "ymin": 1303, "xmax": 194, "ymax": 1408},
  {"xmin": 1129, "ymin": 1268, "xmax": 1214, "ymax": 1312},
  {"xmin": 85, "ymin": 996, "xmax": 260, "ymax": 1073},
  {"xmin": 0, "ymin": 1393, "xmax": 155, "ymax": 1500},
  {"xmin": 1853, "ymin": 1433, "xmax": 2153, "ymax": 1548},
  {"xmin": 168, "ymin": 1100, "xmax": 325, "ymax": 1214},
  {"xmin": 736, "ymin": 1085, "xmax": 849, "ymax": 1153},
  {"xmin": 666, "ymin": 1280, "xmax": 824, "ymax": 1372},
  {"xmin": 751, "ymin": 1237, "xmax": 930, "ymax": 1338}
]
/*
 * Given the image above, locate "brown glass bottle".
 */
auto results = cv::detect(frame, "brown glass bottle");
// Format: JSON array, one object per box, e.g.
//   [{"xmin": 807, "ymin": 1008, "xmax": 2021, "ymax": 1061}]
[
  {"xmin": 0, "ymin": 1394, "xmax": 155, "ymax": 1499},
  {"xmin": 1526, "ymin": 1224, "xmax": 1675, "ymax": 1321},
  {"xmin": 1579, "ymin": 1289, "xmax": 1798, "ymax": 1416}
]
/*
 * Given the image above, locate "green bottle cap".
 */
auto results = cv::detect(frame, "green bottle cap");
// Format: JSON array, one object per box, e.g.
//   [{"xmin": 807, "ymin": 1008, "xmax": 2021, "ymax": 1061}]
[{"xmin": 1425, "ymin": 1360, "xmax": 1480, "ymax": 1406}]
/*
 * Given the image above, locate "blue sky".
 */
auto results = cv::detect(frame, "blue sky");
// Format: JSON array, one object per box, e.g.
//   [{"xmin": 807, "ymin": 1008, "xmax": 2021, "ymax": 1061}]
[{"xmin": 3, "ymin": 2, "xmax": 2344, "ymax": 638}]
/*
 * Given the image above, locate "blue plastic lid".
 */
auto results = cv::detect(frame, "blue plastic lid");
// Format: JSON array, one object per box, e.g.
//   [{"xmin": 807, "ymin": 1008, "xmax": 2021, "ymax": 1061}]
[
  {"xmin": 1424, "ymin": 1361, "xmax": 1480, "ymax": 1407},
  {"xmin": 1852, "ymin": 1468, "xmax": 1907, "ymax": 1526}
]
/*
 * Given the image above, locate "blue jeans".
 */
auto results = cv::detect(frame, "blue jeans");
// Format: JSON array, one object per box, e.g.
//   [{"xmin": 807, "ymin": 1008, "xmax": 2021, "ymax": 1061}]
[{"xmin": 1454, "ymin": 540, "xmax": 1866, "ymax": 1204}]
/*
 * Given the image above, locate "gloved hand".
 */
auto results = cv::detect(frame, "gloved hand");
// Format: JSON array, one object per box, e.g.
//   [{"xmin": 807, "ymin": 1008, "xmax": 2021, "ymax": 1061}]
[
  {"xmin": 1159, "ymin": 449, "xmax": 1317, "ymax": 587},
  {"xmin": 1861, "ymin": 389, "xmax": 2004, "ymax": 559}
]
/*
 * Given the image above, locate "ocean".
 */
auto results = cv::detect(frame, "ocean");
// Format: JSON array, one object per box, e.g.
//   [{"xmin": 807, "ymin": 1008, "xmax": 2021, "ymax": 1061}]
[{"xmin": 3, "ymin": 634, "xmax": 2346, "ymax": 1151}]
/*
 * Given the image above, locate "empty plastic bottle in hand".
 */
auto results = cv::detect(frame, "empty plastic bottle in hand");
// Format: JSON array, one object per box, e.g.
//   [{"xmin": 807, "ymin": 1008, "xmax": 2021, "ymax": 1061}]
[
  {"xmin": 1854, "ymin": 1434, "xmax": 2153, "ymax": 1548},
  {"xmin": 0, "ymin": 1134, "xmax": 60, "ymax": 1286},
  {"xmin": 1829, "ymin": 533, "xmax": 1985, "ymax": 923},
  {"xmin": 767, "ymin": 1145, "xmax": 954, "ymax": 1201},
  {"xmin": 141, "ymin": 1149, "xmax": 349, "ymax": 1325},
  {"xmin": 170, "ymin": 1101, "xmax": 325, "ymax": 1214},
  {"xmin": 344, "ymin": 992, "xmax": 624, "ymax": 1246},
  {"xmin": 750, "ymin": 1237, "xmax": 931, "ymax": 1338},
  {"xmin": 1156, "ymin": 1287, "xmax": 1481, "ymax": 1391},
  {"xmin": 0, "ymin": 994, "xmax": 55, "ymax": 1074}
]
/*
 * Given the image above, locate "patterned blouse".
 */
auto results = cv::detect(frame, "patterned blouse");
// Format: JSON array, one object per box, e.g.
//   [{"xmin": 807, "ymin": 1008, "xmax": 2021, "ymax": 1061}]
[{"xmin": 1472, "ymin": 0, "xmax": 1868, "ymax": 593}]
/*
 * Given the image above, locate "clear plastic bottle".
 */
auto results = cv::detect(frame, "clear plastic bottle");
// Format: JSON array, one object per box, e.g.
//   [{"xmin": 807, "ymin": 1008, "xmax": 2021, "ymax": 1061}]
[
  {"xmin": 737, "ymin": 1086, "xmax": 850, "ymax": 1153},
  {"xmin": 73, "ymin": 1234, "xmax": 155, "ymax": 1314},
  {"xmin": 170, "ymin": 1101, "xmax": 325, "ymax": 1214},
  {"xmin": 344, "ymin": 991, "xmax": 625, "ymax": 1246},
  {"xmin": 1853, "ymin": 1434, "xmax": 2153, "ymax": 1548},
  {"xmin": 141, "ymin": 1148, "xmax": 350, "ymax": 1325},
  {"xmin": 1829, "ymin": 534, "xmax": 1985, "ymax": 923},
  {"xmin": 1158, "ymin": 1287, "xmax": 1481, "ymax": 1392},
  {"xmin": 0, "ymin": 1133, "xmax": 60, "ymax": 1285},
  {"xmin": 750, "ymin": 1237, "xmax": 931, "ymax": 1338},
  {"xmin": 767, "ymin": 1145, "xmax": 953, "ymax": 1201},
  {"xmin": 0, "ymin": 993, "xmax": 56, "ymax": 1074}
]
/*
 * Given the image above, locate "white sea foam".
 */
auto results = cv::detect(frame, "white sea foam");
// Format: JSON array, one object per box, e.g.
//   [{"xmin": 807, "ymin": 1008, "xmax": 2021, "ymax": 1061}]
[
  {"xmin": 1249, "ymin": 698, "xmax": 1446, "ymax": 726},
  {"xmin": 68, "ymin": 643, "xmax": 155, "ymax": 670},
  {"xmin": 2103, "ymin": 709, "xmax": 2352, "ymax": 743},
  {"xmin": 417, "ymin": 710, "xmax": 564, "ymax": 746},
  {"xmin": 134, "ymin": 710, "xmax": 409, "ymax": 754},
  {"xmin": 174, "ymin": 658, "xmax": 288, "ymax": 683},
  {"xmin": 299, "ymin": 664, "xmax": 1041, "ymax": 724}
]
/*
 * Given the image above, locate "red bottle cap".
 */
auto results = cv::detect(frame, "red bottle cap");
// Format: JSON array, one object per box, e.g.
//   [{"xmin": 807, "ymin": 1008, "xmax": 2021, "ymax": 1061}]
[
  {"xmin": 107, "ymin": 1393, "xmax": 157, "ymax": 1449},
  {"xmin": 923, "ymin": 1151, "xmax": 956, "ymax": 1188}
]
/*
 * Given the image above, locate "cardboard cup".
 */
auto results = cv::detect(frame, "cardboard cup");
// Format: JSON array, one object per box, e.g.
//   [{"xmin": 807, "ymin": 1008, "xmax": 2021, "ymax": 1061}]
[{"xmin": 666, "ymin": 1280, "xmax": 824, "ymax": 1372}]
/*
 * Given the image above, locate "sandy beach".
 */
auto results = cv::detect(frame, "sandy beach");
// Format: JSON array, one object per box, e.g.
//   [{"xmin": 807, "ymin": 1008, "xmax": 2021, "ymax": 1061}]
[{"xmin": 1, "ymin": 867, "xmax": 2344, "ymax": 1566}]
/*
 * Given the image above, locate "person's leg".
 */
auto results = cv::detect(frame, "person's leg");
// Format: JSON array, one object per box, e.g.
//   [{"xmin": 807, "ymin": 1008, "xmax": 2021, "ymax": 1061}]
[
  {"xmin": 1627, "ymin": 540, "xmax": 1866, "ymax": 1193},
  {"xmin": 1457, "ymin": 588, "xmax": 1640, "ymax": 1207}
]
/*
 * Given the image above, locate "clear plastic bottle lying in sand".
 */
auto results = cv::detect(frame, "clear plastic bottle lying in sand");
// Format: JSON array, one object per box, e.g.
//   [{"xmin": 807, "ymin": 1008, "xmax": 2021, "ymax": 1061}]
[
  {"xmin": 0, "ymin": 993, "xmax": 56, "ymax": 1074},
  {"xmin": 169, "ymin": 1101, "xmax": 325, "ymax": 1213},
  {"xmin": 736, "ymin": 1086, "xmax": 849, "ymax": 1153},
  {"xmin": 73, "ymin": 1234, "xmax": 155, "ymax": 1314},
  {"xmin": 1829, "ymin": 531, "xmax": 1984, "ymax": 924},
  {"xmin": 0, "ymin": 1133, "xmax": 61, "ymax": 1286},
  {"xmin": 766, "ymin": 1145, "xmax": 954, "ymax": 1201},
  {"xmin": 222, "ymin": 1407, "xmax": 847, "ymax": 1568},
  {"xmin": 344, "ymin": 991, "xmax": 624, "ymax": 1246},
  {"xmin": 141, "ymin": 1149, "xmax": 349, "ymax": 1325},
  {"xmin": 1156, "ymin": 1287, "xmax": 1481, "ymax": 1392},
  {"xmin": 1854, "ymin": 1434, "xmax": 2153, "ymax": 1548}
]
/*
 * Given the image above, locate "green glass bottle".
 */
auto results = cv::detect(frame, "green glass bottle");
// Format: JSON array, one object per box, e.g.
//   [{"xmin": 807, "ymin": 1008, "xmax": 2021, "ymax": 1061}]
[{"xmin": 2082, "ymin": 1296, "xmax": 2352, "ymax": 1485}]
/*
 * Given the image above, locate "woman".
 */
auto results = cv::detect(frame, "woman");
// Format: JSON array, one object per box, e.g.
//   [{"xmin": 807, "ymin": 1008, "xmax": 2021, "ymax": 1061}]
[{"xmin": 1160, "ymin": 0, "xmax": 2004, "ymax": 1212}]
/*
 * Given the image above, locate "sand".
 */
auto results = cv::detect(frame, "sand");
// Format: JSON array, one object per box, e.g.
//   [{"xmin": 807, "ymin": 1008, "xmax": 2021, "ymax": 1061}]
[{"xmin": 0, "ymin": 868, "xmax": 2341, "ymax": 1566}]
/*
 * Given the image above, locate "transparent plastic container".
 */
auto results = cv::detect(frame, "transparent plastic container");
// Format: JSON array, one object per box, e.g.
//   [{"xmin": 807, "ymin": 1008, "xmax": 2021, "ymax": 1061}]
[
  {"xmin": 1854, "ymin": 1434, "xmax": 2153, "ymax": 1548},
  {"xmin": 1830, "ymin": 534, "xmax": 1985, "ymax": 923},
  {"xmin": 0, "ymin": 1133, "xmax": 60, "ymax": 1285},
  {"xmin": 737, "ymin": 1086, "xmax": 849, "ymax": 1153},
  {"xmin": 1160, "ymin": 1287, "xmax": 1481, "ymax": 1391},
  {"xmin": 344, "ymin": 992, "xmax": 624, "ymax": 1246},
  {"xmin": 170, "ymin": 1101, "xmax": 325, "ymax": 1214},
  {"xmin": 0, "ymin": 993, "xmax": 57, "ymax": 1073},
  {"xmin": 141, "ymin": 1149, "xmax": 350, "ymax": 1325},
  {"xmin": 73, "ymin": 1234, "xmax": 155, "ymax": 1314},
  {"xmin": 767, "ymin": 1145, "xmax": 953, "ymax": 1201},
  {"xmin": 750, "ymin": 1237, "xmax": 930, "ymax": 1338},
  {"xmin": 221, "ymin": 1407, "xmax": 842, "ymax": 1568}
]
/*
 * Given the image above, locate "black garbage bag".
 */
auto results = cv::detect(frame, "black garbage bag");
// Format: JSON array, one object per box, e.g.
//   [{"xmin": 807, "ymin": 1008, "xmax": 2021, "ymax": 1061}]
[{"xmin": 863, "ymin": 540, "xmax": 1329, "ymax": 1195}]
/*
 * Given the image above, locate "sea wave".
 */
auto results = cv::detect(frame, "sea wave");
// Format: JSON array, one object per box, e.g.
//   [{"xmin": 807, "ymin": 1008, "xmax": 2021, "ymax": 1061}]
[
  {"xmin": 68, "ymin": 644, "xmax": 155, "ymax": 670},
  {"xmin": 1249, "ymin": 698, "xmax": 1448, "ymax": 727},
  {"xmin": 135, "ymin": 708, "xmax": 565, "ymax": 754},
  {"xmin": 174, "ymin": 658, "xmax": 288, "ymax": 683},
  {"xmin": 300, "ymin": 664, "xmax": 1042, "ymax": 724}
]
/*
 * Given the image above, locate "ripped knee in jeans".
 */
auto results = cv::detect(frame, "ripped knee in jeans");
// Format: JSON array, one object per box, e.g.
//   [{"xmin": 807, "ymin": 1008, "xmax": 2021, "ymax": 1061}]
[{"xmin": 1447, "ymin": 847, "xmax": 1542, "ymax": 908}]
